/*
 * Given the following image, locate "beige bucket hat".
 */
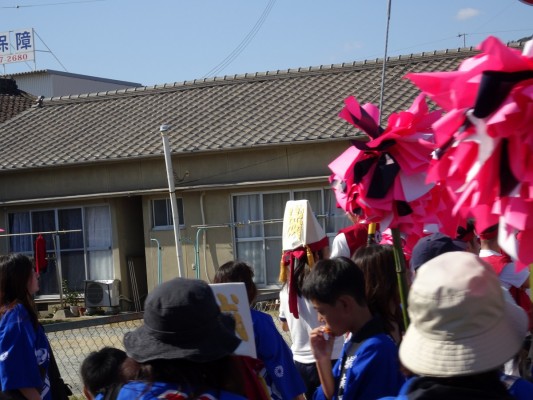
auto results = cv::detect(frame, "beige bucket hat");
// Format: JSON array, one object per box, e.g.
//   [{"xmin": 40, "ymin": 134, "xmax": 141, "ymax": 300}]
[{"xmin": 400, "ymin": 252, "xmax": 527, "ymax": 377}]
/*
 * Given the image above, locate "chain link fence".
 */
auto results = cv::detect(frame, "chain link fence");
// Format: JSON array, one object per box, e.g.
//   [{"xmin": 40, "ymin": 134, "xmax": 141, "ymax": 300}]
[{"xmin": 44, "ymin": 292, "xmax": 286, "ymax": 398}]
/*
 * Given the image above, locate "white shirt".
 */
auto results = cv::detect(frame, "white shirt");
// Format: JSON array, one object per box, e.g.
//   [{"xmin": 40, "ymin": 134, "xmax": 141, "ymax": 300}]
[
  {"xmin": 479, "ymin": 249, "xmax": 529, "ymax": 289},
  {"xmin": 279, "ymin": 285, "xmax": 344, "ymax": 363},
  {"xmin": 330, "ymin": 233, "xmax": 351, "ymax": 258}
]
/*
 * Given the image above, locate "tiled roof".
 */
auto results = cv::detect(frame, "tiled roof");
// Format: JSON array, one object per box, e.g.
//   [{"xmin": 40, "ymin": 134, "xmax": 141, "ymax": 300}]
[
  {"xmin": 0, "ymin": 78, "xmax": 36, "ymax": 124},
  {"xmin": 0, "ymin": 43, "xmax": 523, "ymax": 171}
]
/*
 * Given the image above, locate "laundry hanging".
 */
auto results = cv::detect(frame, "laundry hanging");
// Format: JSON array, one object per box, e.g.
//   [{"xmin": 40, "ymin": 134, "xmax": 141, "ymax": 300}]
[{"xmin": 34, "ymin": 234, "xmax": 47, "ymax": 274}]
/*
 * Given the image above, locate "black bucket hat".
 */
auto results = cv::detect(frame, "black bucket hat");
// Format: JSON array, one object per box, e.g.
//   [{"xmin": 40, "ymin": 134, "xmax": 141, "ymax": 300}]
[{"xmin": 124, "ymin": 278, "xmax": 241, "ymax": 363}]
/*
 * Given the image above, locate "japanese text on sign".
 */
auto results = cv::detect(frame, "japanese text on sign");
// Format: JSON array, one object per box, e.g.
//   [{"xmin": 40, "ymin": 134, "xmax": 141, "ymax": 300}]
[
  {"xmin": 0, "ymin": 28, "xmax": 35, "ymax": 65},
  {"xmin": 210, "ymin": 282, "xmax": 257, "ymax": 358},
  {"xmin": 217, "ymin": 293, "xmax": 249, "ymax": 341},
  {"xmin": 286, "ymin": 204, "xmax": 305, "ymax": 240}
]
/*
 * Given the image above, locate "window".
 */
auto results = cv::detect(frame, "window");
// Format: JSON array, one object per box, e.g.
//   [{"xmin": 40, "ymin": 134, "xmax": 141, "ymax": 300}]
[
  {"xmin": 232, "ymin": 188, "xmax": 350, "ymax": 287},
  {"xmin": 8, "ymin": 206, "xmax": 112, "ymax": 297},
  {"xmin": 152, "ymin": 198, "xmax": 184, "ymax": 228},
  {"xmin": 85, "ymin": 206, "xmax": 112, "ymax": 281}
]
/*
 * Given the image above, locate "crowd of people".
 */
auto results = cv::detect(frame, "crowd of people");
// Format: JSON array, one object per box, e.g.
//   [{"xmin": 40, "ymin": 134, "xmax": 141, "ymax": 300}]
[{"xmin": 0, "ymin": 209, "xmax": 531, "ymax": 399}]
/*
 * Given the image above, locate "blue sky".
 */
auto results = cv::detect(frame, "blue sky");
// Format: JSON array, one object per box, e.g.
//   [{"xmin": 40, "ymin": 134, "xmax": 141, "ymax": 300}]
[{"xmin": 1, "ymin": 0, "xmax": 532, "ymax": 86}]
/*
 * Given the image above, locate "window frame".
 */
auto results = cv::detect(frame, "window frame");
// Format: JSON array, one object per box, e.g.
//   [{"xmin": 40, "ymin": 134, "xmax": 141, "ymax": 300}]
[
  {"xmin": 151, "ymin": 197, "xmax": 185, "ymax": 230},
  {"xmin": 6, "ymin": 204, "xmax": 113, "ymax": 299},
  {"xmin": 231, "ymin": 187, "xmax": 347, "ymax": 288}
]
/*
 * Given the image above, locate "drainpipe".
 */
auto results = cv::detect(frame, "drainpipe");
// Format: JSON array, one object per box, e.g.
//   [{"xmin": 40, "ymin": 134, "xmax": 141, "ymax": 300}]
[
  {"xmin": 150, "ymin": 238, "xmax": 162, "ymax": 284},
  {"xmin": 194, "ymin": 228, "xmax": 206, "ymax": 280},
  {"xmin": 199, "ymin": 192, "xmax": 208, "ymax": 281}
]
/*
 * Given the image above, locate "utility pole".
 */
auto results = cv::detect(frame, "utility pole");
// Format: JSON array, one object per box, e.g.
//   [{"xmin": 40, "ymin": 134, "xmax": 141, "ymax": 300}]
[{"xmin": 159, "ymin": 124, "xmax": 185, "ymax": 278}]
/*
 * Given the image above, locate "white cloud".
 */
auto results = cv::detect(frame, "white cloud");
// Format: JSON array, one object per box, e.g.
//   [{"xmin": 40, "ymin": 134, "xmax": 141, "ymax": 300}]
[
  {"xmin": 325, "ymin": 41, "xmax": 365, "ymax": 65},
  {"xmin": 456, "ymin": 8, "xmax": 480, "ymax": 20},
  {"xmin": 342, "ymin": 41, "xmax": 364, "ymax": 52}
]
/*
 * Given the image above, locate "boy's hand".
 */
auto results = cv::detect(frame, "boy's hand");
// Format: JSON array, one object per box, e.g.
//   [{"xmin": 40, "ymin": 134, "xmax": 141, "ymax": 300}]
[
  {"xmin": 310, "ymin": 326, "xmax": 337, "ymax": 399},
  {"xmin": 310, "ymin": 326, "xmax": 335, "ymax": 361}
]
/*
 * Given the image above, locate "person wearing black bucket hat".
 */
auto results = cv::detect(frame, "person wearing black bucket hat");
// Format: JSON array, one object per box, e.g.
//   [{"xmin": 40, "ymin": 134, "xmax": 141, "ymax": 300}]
[{"xmin": 116, "ymin": 278, "xmax": 247, "ymax": 400}]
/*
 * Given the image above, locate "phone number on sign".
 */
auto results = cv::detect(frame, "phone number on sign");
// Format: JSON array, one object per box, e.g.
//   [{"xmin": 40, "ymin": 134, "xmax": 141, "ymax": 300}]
[{"xmin": 0, "ymin": 52, "xmax": 35, "ymax": 65}]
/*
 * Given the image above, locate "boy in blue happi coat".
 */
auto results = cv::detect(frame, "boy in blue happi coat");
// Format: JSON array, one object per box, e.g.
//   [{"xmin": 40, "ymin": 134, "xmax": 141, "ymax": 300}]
[{"xmin": 302, "ymin": 257, "xmax": 404, "ymax": 400}]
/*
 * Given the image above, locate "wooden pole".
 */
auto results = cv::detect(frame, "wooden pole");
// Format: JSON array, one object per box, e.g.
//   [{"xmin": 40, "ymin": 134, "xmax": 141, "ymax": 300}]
[
  {"xmin": 391, "ymin": 227, "xmax": 410, "ymax": 328},
  {"xmin": 367, "ymin": 222, "xmax": 378, "ymax": 245},
  {"xmin": 530, "ymin": 264, "xmax": 533, "ymax": 302}
]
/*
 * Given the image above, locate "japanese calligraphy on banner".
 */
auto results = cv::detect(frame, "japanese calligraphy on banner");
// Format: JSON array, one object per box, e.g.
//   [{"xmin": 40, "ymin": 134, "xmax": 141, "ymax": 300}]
[
  {"xmin": 210, "ymin": 282, "xmax": 257, "ymax": 358},
  {"xmin": 0, "ymin": 28, "xmax": 35, "ymax": 65}
]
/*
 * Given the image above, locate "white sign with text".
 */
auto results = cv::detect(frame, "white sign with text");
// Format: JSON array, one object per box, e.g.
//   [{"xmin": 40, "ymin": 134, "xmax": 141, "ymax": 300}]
[
  {"xmin": 210, "ymin": 282, "xmax": 257, "ymax": 359},
  {"xmin": 0, "ymin": 28, "xmax": 35, "ymax": 65}
]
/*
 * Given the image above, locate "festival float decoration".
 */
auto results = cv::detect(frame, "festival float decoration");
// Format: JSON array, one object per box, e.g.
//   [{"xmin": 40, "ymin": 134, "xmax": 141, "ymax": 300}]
[
  {"xmin": 328, "ymin": 93, "xmax": 458, "ymax": 326},
  {"xmin": 406, "ymin": 36, "xmax": 533, "ymax": 271}
]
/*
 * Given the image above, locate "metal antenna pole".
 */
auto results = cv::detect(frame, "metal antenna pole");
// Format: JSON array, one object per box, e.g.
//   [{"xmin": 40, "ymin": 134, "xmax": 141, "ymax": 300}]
[
  {"xmin": 458, "ymin": 33, "xmax": 466, "ymax": 47},
  {"xmin": 378, "ymin": 0, "xmax": 410, "ymax": 327},
  {"xmin": 160, "ymin": 125, "xmax": 185, "ymax": 278},
  {"xmin": 378, "ymin": 0, "xmax": 393, "ymax": 126}
]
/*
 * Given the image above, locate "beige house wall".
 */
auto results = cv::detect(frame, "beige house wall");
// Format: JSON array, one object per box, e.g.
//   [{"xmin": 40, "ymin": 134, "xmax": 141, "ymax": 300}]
[
  {"xmin": 0, "ymin": 142, "xmax": 345, "ymax": 202},
  {"xmin": 0, "ymin": 140, "xmax": 349, "ymax": 303},
  {"xmin": 142, "ymin": 179, "xmax": 336, "ymax": 293},
  {"xmin": 0, "ymin": 142, "xmax": 349, "ymax": 202}
]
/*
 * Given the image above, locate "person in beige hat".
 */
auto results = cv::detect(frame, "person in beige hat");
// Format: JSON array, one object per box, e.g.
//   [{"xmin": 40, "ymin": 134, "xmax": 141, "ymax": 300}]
[{"xmin": 379, "ymin": 251, "xmax": 528, "ymax": 400}]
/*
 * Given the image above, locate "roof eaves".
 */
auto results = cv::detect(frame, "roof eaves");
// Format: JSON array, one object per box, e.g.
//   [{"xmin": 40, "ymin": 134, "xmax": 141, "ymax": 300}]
[
  {"xmin": 34, "ymin": 45, "xmax": 491, "ymax": 106},
  {"xmin": 0, "ymin": 134, "xmax": 366, "ymax": 172}
]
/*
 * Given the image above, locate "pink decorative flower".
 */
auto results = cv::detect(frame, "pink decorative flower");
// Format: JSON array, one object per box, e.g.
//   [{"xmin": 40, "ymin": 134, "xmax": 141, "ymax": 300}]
[
  {"xmin": 406, "ymin": 36, "xmax": 533, "ymax": 266},
  {"xmin": 329, "ymin": 93, "xmax": 457, "ymax": 237}
]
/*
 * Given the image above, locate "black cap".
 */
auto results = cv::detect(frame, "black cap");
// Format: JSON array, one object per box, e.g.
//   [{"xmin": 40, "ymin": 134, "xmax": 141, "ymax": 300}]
[{"xmin": 411, "ymin": 232, "xmax": 464, "ymax": 271}]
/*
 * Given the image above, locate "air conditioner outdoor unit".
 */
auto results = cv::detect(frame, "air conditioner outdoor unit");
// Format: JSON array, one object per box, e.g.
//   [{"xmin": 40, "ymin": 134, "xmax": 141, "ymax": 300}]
[{"xmin": 84, "ymin": 279, "xmax": 120, "ymax": 308}]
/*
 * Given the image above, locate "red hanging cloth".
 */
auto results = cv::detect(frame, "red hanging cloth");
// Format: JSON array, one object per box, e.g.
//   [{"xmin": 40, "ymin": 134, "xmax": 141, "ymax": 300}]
[{"xmin": 34, "ymin": 234, "xmax": 47, "ymax": 274}]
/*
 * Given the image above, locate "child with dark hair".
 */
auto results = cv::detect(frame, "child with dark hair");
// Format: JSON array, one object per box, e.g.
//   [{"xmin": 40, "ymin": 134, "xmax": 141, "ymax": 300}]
[
  {"xmin": 80, "ymin": 347, "xmax": 127, "ymax": 400},
  {"xmin": 302, "ymin": 257, "xmax": 404, "ymax": 400},
  {"xmin": 214, "ymin": 261, "xmax": 305, "ymax": 400},
  {"xmin": 0, "ymin": 254, "xmax": 51, "ymax": 400},
  {"xmin": 352, "ymin": 245, "xmax": 403, "ymax": 343}
]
